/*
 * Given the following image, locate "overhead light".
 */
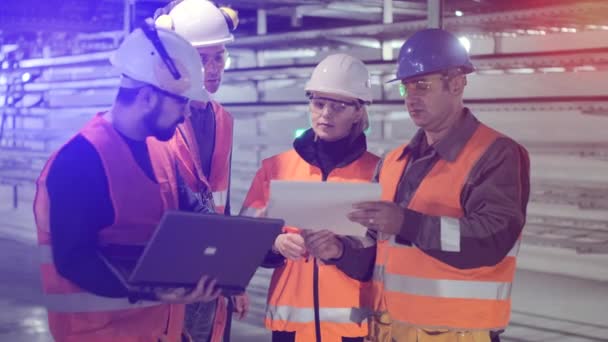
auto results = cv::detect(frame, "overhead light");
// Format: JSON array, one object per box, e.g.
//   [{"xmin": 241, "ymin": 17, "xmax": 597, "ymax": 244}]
[
  {"xmin": 539, "ymin": 67, "xmax": 566, "ymax": 73},
  {"xmin": 21, "ymin": 72, "xmax": 32, "ymax": 83},
  {"xmin": 390, "ymin": 39, "xmax": 406, "ymax": 48},
  {"xmin": 454, "ymin": 10, "xmax": 463, "ymax": 17},
  {"xmin": 477, "ymin": 69, "xmax": 505, "ymax": 75},
  {"xmin": 526, "ymin": 29, "xmax": 546, "ymax": 35},
  {"xmin": 458, "ymin": 36, "xmax": 471, "ymax": 53},
  {"xmin": 573, "ymin": 65, "xmax": 596, "ymax": 72},
  {"xmin": 508, "ymin": 68, "xmax": 535, "ymax": 74}
]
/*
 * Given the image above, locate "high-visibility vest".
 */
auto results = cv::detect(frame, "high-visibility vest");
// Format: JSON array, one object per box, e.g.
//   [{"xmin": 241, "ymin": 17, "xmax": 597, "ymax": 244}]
[
  {"xmin": 374, "ymin": 123, "xmax": 526, "ymax": 331},
  {"xmin": 168, "ymin": 100, "xmax": 233, "ymax": 341},
  {"xmin": 241, "ymin": 149, "xmax": 380, "ymax": 342},
  {"xmin": 172, "ymin": 100, "xmax": 233, "ymax": 214},
  {"xmin": 34, "ymin": 114, "xmax": 184, "ymax": 342}
]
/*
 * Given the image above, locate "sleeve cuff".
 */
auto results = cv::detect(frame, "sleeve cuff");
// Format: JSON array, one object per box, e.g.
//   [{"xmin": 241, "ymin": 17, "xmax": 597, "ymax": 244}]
[
  {"xmin": 127, "ymin": 290, "xmax": 158, "ymax": 303},
  {"xmin": 396, "ymin": 207, "xmax": 424, "ymax": 245},
  {"xmin": 261, "ymin": 250, "xmax": 286, "ymax": 268}
]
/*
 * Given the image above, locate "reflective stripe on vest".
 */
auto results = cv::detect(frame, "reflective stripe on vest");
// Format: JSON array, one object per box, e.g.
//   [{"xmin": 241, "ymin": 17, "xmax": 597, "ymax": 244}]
[
  {"xmin": 240, "ymin": 205, "xmax": 266, "ymax": 218},
  {"xmin": 212, "ymin": 190, "xmax": 227, "ymax": 208},
  {"xmin": 266, "ymin": 305, "xmax": 370, "ymax": 324},
  {"xmin": 373, "ymin": 236, "xmax": 521, "ymax": 290},
  {"xmin": 373, "ymin": 265, "xmax": 511, "ymax": 301}
]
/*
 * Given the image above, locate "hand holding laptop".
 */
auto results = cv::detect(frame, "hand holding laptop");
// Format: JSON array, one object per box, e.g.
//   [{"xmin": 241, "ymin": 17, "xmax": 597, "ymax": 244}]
[
  {"xmin": 125, "ymin": 275, "xmax": 221, "ymax": 304},
  {"xmin": 154, "ymin": 275, "xmax": 221, "ymax": 304}
]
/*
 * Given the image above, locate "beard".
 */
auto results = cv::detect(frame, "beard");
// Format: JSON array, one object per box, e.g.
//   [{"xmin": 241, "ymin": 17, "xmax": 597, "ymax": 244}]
[{"xmin": 143, "ymin": 102, "xmax": 184, "ymax": 141}]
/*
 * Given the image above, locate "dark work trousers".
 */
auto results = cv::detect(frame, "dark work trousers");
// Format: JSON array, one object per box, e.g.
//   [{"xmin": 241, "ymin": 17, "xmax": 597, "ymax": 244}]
[
  {"xmin": 272, "ymin": 331, "xmax": 364, "ymax": 342},
  {"xmin": 184, "ymin": 299, "xmax": 218, "ymax": 342}
]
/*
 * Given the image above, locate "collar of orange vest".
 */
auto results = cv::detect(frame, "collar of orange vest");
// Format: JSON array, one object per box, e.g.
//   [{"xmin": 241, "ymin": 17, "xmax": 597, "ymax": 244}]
[
  {"xmin": 293, "ymin": 128, "xmax": 367, "ymax": 171},
  {"xmin": 400, "ymin": 107, "xmax": 479, "ymax": 162}
]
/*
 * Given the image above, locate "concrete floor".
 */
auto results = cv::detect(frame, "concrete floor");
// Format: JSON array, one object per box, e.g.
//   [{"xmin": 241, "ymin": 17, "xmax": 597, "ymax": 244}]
[{"xmin": 0, "ymin": 192, "xmax": 607, "ymax": 341}]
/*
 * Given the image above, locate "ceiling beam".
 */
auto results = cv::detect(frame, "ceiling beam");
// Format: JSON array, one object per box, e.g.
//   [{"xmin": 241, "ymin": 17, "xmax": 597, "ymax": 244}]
[{"xmin": 230, "ymin": 1, "xmax": 608, "ymax": 48}]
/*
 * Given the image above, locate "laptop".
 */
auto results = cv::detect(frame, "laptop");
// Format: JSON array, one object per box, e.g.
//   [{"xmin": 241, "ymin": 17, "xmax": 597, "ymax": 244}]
[{"xmin": 101, "ymin": 211, "xmax": 283, "ymax": 296}]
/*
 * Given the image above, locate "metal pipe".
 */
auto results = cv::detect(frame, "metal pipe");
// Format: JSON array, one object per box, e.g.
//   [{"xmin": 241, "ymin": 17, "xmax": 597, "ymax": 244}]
[
  {"xmin": 427, "ymin": 0, "xmax": 443, "ymax": 29},
  {"xmin": 382, "ymin": 0, "xmax": 394, "ymax": 60},
  {"xmin": 221, "ymin": 47, "xmax": 608, "ymax": 81},
  {"xmin": 123, "ymin": 0, "xmax": 131, "ymax": 34},
  {"xmin": 257, "ymin": 9, "xmax": 268, "ymax": 35}
]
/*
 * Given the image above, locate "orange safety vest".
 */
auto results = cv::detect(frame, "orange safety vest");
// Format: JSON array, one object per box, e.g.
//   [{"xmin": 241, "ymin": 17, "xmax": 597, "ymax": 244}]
[
  {"xmin": 241, "ymin": 149, "xmax": 379, "ymax": 342},
  {"xmin": 172, "ymin": 100, "xmax": 233, "ymax": 214},
  {"xmin": 373, "ymin": 123, "xmax": 523, "ymax": 331},
  {"xmin": 33, "ymin": 114, "xmax": 184, "ymax": 342},
  {"xmin": 168, "ymin": 100, "xmax": 233, "ymax": 341}
]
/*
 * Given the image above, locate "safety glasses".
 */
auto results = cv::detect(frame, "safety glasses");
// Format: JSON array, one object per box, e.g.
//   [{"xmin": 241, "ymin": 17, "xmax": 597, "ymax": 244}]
[
  {"xmin": 154, "ymin": 86, "xmax": 189, "ymax": 105},
  {"xmin": 309, "ymin": 97, "xmax": 359, "ymax": 115},
  {"xmin": 398, "ymin": 75, "xmax": 448, "ymax": 97}
]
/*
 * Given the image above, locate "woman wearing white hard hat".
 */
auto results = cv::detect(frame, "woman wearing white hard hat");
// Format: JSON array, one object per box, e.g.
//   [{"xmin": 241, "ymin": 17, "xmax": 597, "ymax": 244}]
[
  {"xmin": 240, "ymin": 54, "xmax": 379, "ymax": 342},
  {"xmin": 154, "ymin": 1, "xmax": 243, "ymax": 342}
]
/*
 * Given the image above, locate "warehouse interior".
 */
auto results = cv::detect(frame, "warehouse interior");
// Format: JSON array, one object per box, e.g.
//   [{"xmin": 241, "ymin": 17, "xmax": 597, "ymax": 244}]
[{"xmin": 1, "ymin": 0, "xmax": 607, "ymax": 341}]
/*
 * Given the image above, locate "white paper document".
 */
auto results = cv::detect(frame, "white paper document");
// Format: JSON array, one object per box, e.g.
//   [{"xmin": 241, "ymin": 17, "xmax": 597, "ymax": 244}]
[{"xmin": 267, "ymin": 180, "xmax": 382, "ymax": 236}]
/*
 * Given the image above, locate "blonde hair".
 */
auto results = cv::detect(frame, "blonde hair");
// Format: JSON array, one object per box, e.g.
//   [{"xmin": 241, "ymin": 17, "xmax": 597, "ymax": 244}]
[{"xmin": 348, "ymin": 104, "xmax": 369, "ymax": 142}]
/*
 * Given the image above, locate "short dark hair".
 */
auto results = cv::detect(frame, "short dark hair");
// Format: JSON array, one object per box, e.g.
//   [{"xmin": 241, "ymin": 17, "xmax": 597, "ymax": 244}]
[
  {"xmin": 442, "ymin": 68, "xmax": 465, "ymax": 90},
  {"xmin": 115, "ymin": 87, "xmax": 142, "ymax": 105}
]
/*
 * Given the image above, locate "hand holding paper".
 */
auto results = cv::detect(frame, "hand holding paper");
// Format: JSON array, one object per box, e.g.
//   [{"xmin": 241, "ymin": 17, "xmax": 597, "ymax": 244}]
[
  {"xmin": 301, "ymin": 229, "xmax": 344, "ymax": 261},
  {"xmin": 348, "ymin": 201, "xmax": 405, "ymax": 235},
  {"xmin": 268, "ymin": 181, "xmax": 382, "ymax": 237},
  {"xmin": 274, "ymin": 233, "xmax": 307, "ymax": 261}
]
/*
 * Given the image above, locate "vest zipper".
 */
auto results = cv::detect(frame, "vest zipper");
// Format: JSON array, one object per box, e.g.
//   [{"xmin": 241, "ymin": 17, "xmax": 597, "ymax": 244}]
[{"xmin": 312, "ymin": 171, "xmax": 329, "ymax": 342}]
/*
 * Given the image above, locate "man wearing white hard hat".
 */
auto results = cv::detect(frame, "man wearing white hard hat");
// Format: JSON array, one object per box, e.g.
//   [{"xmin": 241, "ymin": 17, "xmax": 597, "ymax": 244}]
[
  {"xmin": 33, "ymin": 23, "xmax": 220, "ymax": 342},
  {"xmin": 154, "ymin": 1, "xmax": 245, "ymax": 341}
]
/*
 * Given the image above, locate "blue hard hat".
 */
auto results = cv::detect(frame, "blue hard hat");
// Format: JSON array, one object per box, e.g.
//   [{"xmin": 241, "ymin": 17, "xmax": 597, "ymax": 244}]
[{"xmin": 389, "ymin": 28, "xmax": 474, "ymax": 82}]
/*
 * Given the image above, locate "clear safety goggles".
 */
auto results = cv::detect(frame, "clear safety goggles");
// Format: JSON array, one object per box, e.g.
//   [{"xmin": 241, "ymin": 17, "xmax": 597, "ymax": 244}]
[
  {"xmin": 308, "ymin": 96, "xmax": 360, "ymax": 115},
  {"xmin": 398, "ymin": 70, "xmax": 463, "ymax": 97}
]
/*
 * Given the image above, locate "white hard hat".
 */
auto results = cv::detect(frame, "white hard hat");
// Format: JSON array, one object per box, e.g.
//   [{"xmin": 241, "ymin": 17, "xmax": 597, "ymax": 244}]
[
  {"xmin": 110, "ymin": 25, "xmax": 209, "ymax": 102},
  {"xmin": 154, "ymin": 0, "xmax": 238, "ymax": 48},
  {"xmin": 305, "ymin": 53, "xmax": 373, "ymax": 103}
]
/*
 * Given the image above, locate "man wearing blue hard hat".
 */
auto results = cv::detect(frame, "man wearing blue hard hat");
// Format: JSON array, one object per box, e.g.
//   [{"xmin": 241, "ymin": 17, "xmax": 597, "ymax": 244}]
[{"xmin": 303, "ymin": 28, "xmax": 531, "ymax": 342}]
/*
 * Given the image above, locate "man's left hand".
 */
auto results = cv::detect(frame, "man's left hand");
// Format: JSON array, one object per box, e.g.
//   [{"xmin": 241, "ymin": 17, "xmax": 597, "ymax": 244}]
[
  {"xmin": 232, "ymin": 293, "xmax": 250, "ymax": 320},
  {"xmin": 348, "ymin": 201, "xmax": 405, "ymax": 235}
]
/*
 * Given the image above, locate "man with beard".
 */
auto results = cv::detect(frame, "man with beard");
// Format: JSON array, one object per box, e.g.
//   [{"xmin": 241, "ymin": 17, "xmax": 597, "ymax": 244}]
[{"xmin": 33, "ymin": 24, "xmax": 221, "ymax": 342}]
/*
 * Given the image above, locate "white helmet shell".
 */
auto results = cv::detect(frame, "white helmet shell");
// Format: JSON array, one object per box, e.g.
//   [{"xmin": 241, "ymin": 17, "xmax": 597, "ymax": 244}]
[
  {"xmin": 305, "ymin": 53, "xmax": 373, "ymax": 103},
  {"xmin": 110, "ymin": 26, "xmax": 209, "ymax": 102},
  {"xmin": 155, "ymin": 0, "xmax": 236, "ymax": 48}
]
